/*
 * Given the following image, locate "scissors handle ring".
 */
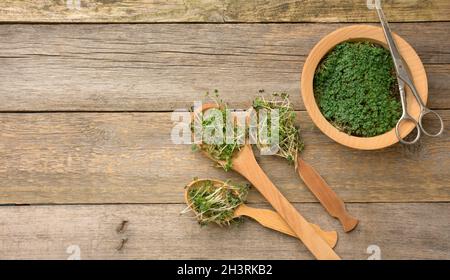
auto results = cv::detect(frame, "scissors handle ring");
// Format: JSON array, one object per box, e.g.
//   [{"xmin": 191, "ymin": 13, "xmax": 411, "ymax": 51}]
[
  {"xmin": 418, "ymin": 108, "xmax": 444, "ymax": 137},
  {"xmin": 395, "ymin": 115, "xmax": 421, "ymax": 145}
]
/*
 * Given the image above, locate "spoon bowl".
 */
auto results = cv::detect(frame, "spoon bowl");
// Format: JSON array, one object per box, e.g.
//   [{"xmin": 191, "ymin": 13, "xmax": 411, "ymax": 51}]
[{"xmin": 185, "ymin": 178, "xmax": 338, "ymax": 248}]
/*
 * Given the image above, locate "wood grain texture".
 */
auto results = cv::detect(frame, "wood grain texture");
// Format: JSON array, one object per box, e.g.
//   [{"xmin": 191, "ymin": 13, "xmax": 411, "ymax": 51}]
[
  {"xmin": 0, "ymin": 111, "xmax": 448, "ymax": 205},
  {"xmin": 0, "ymin": 23, "xmax": 449, "ymax": 112},
  {"xmin": 0, "ymin": 0, "xmax": 449, "ymax": 23},
  {"xmin": 0, "ymin": 203, "xmax": 448, "ymax": 259}
]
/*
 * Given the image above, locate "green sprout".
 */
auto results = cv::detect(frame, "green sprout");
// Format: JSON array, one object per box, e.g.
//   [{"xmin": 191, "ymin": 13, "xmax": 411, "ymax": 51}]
[
  {"xmin": 182, "ymin": 180, "xmax": 249, "ymax": 226},
  {"xmin": 313, "ymin": 41, "xmax": 401, "ymax": 137},
  {"xmin": 191, "ymin": 90, "xmax": 245, "ymax": 171},
  {"xmin": 252, "ymin": 92, "xmax": 304, "ymax": 167}
]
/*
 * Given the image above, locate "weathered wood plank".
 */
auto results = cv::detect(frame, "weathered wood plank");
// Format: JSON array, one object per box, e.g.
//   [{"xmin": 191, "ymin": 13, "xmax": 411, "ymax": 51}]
[
  {"xmin": 0, "ymin": 111, "xmax": 448, "ymax": 204},
  {"xmin": 0, "ymin": 23, "xmax": 449, "ymax": 112},
  {"xmin": 0, "ymin": 0, "xmax": 449, "ymax": 23},
  {"xmin": 0, "ymin": 203, "xmax": 448, "ymax": 259}
]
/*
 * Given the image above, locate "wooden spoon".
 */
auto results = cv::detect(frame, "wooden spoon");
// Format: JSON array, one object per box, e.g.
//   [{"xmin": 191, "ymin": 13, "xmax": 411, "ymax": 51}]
[
  {"xmin": 296, "ymin": 157, "xmax": 358, "ymax": 232},
  {"xmin": 185, "ymin": 179, "xmax": 338, "ymax": 248},
  {"xmin": 247, "ymin": 106, "xmax": 358, "ymax": 232},
  {"xmin": 193, "ymin": 104, "xmax": 341, "ymax": 260}
]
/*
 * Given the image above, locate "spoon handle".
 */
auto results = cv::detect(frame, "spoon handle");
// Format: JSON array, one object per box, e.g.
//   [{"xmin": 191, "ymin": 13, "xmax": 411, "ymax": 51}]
[
  {"xmin": 297, "ymin": 157, "xmax": 358, "ymax": 232},
  {"xmin": 235, "ymin": 204, "xmax": 338, "ymax": 248},
  {"xmin": 232, "ymin": 146, "xmax": 340, "ymax": 260}
]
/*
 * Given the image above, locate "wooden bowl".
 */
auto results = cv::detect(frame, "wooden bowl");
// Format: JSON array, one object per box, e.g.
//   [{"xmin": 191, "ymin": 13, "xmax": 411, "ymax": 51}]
[{"xmin": 301, "ymin": 25, "xmax": 428, "ymax": 150}]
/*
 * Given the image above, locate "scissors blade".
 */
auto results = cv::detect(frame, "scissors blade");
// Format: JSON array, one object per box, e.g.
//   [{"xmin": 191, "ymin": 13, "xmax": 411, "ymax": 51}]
[
  {"xmin": 397, "ymin": 78, "xmax": 407, "ymax": 106},
  {"xmin": 375, "ymin": 7, "xmax": 409, "ymax": 80}
]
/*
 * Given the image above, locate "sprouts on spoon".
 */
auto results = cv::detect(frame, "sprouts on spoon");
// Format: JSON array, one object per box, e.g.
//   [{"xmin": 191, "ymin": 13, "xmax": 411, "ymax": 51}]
[
  {"xmin": 191, "ymin": 91, "xmax": 245, "ymax": 171},
  {"xmin": 182, "ymin": 179, "xmax": 249, "ymax": 226},
  {"xmin": 252, "ymin": 92, "xmax": 304, "ymax": 167}
]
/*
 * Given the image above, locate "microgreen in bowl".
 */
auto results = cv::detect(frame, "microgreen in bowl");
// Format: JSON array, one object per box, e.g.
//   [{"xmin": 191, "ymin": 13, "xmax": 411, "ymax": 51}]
[{"xmin": 313, "ymin": 41, "xmax": 401, "ymax": 137}]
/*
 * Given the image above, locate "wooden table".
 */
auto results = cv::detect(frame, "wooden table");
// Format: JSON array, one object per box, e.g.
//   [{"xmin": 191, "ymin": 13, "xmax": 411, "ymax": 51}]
[{"xmin": 0, "ymin": 1, "xmax": 449, "ymax": 260}]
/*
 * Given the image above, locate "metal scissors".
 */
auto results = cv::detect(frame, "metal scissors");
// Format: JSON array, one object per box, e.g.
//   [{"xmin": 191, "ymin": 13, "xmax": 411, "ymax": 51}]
[{"xmin": 375, "ymin": 6, "xmax": 444, "ymax": 144}]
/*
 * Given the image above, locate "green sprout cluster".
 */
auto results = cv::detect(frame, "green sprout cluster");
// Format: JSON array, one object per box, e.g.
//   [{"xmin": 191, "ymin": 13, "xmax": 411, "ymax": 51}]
[
  {"xmin": 252, "ymin": 92, "xmax": 304, "ymax": 166},
  {"xmin": 313, "ymin": 41, "xmax": 401, "ymax": 137},
  {"xmin": 191, "ymin": 91, "xmax": 244, "ymax": 171},
  {"xmin": 183, "ymin": 180, "xmax": 249, "ymax": 226}
]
